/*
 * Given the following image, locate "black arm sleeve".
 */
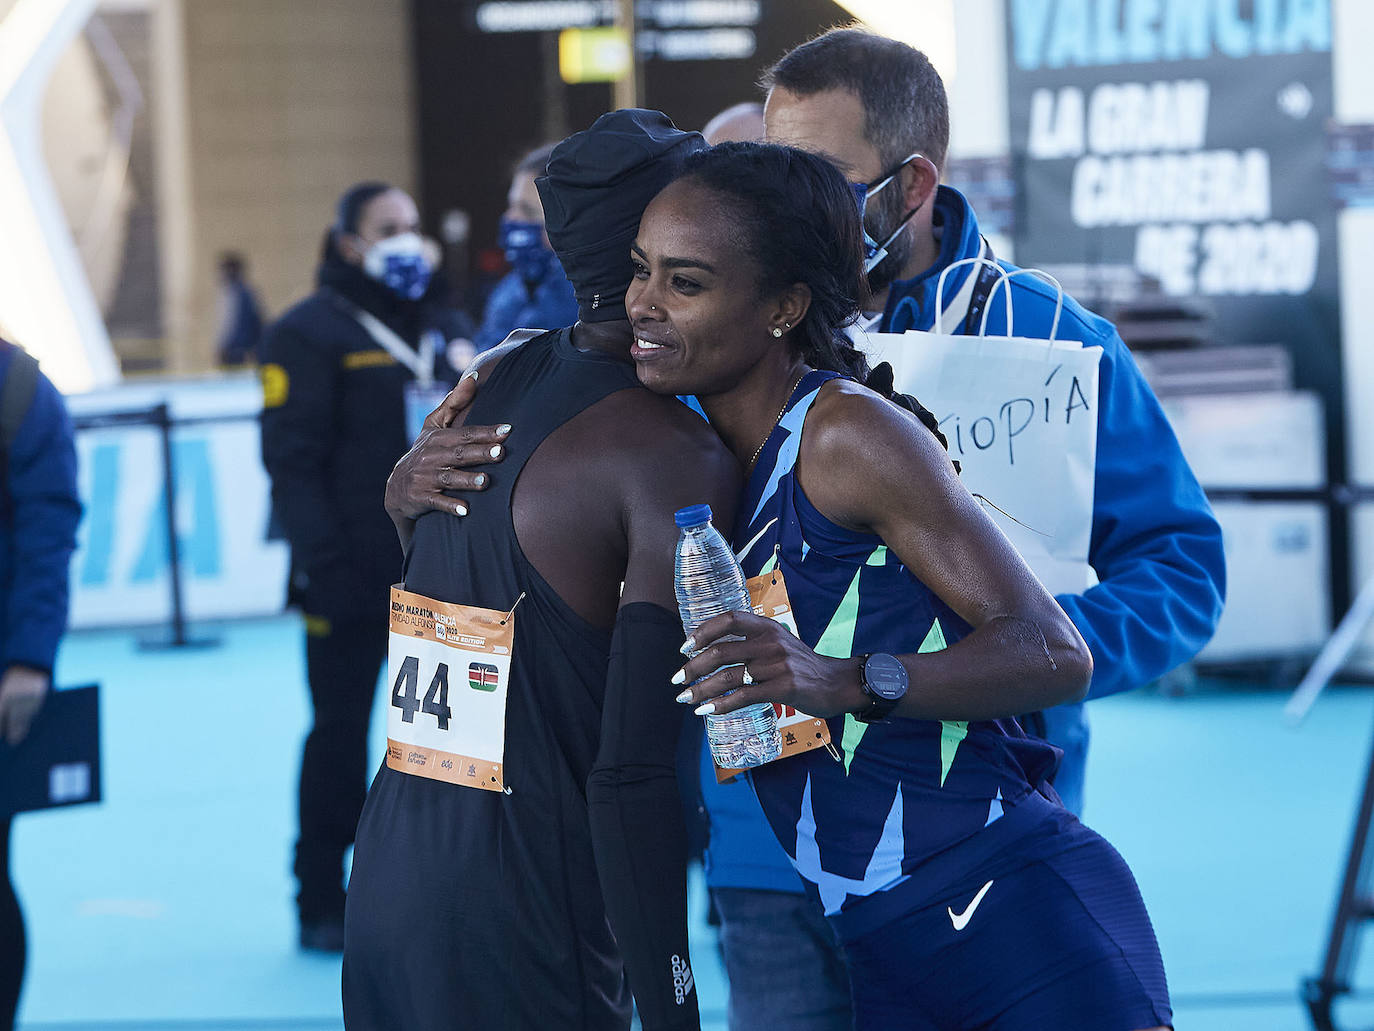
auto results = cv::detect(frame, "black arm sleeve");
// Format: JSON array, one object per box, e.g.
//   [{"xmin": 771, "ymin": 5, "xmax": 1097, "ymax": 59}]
[{"xmin": 587, "ymin": 602, "xmax": 700, "ymax": 1031}]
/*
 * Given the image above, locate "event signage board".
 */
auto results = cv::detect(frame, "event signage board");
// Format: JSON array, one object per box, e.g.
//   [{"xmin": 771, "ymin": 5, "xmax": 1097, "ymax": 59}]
[
  {"xmin": 1003, "ymin": 0, "xmax": 1342, "ymax": 483},
  {"xmin": 66, "ymin": 376, "xmax": 288, "ymax": 629}
]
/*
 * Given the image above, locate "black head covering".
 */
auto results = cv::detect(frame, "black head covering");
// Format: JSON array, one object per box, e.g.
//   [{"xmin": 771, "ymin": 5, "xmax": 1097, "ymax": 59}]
[
  {"xmin": 317, "ymin": 180, "xmax": 393, "ymax": 272},
  {"xmin": 537, "ymin": 109, "xmax": 706, "ymax": 324},
  {"xmin": 335, "ymin": 180, "xmax": 392, "ymax": 234}
]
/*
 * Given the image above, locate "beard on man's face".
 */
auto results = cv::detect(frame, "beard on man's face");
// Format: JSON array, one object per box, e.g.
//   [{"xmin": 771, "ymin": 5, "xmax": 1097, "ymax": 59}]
[{"xmin": 863, "ymin": 182, "xmax": 916, "ymax": 299}]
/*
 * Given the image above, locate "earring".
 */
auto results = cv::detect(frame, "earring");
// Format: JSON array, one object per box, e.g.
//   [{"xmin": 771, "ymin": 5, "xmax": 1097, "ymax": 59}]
[{"xmin": 771, "ymin": 327, "xmax": 783, "ymax": 338}]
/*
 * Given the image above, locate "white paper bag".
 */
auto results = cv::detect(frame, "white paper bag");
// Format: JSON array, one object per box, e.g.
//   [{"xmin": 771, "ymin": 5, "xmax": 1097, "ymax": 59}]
[{"xmin": 855, "ymin": 262, "xmax": 1103, "ymax": 597}]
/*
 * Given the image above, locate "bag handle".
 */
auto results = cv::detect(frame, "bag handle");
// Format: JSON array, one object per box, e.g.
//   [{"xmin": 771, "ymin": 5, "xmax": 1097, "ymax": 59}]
[
  {"xmin": 980, "ymin": 267, "xmax": 1066, "ymax": 343},
  {"xmin": 0, "ymin": 344, "xmax": 39, "ymax": 452},
  {"xmin": 934, "ymin": 255, "xmax": 1002, "ymax": 334},
  {"xmin": 934, "ymin": 259, "xmax": 1066, "ymax": 342},
  {"xmin": 0, "ymin": 343, "xmax": 40, "ymax": 518}
]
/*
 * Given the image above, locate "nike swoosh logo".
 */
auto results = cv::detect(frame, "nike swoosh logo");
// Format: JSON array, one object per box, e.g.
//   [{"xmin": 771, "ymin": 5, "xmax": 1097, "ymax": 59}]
[
  {"xmin": 947, "ymin": 879, "xmax": 993, "ymax": 932},
  {"xmin": 734, "ymin": 518, "xmax": 779, "ymax": 563}
]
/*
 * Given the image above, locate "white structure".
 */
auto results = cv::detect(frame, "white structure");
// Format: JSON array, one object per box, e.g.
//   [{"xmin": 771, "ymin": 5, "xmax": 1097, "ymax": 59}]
[{"xmin": 0, "ymin": 0, "xmax": 120, "ymax": 392}]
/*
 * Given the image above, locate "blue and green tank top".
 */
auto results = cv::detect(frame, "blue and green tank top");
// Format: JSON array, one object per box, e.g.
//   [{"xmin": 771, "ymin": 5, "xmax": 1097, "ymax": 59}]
[{"xmin": 736, "ymin": 370, "xmax": 1064, "ymax": 938}]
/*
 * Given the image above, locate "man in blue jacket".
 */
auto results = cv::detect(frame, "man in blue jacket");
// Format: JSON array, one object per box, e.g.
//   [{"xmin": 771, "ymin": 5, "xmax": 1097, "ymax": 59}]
[
  {"xmin": 696, "ymin": 27, "xmax": 1226, "ymax": 1030},
  {"xmin": 0, "ymin": 339, "xmax": 81, "ymax": 1031},
  {"xmin": 473, "ymin": 143, "xmax": 580, "ymax": 353}
]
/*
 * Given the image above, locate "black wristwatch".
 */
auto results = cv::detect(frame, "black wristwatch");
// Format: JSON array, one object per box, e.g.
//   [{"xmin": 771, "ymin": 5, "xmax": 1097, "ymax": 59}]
[{"xmin": 854, "ymin": 653, "xmax": 908, "ymax": 724}]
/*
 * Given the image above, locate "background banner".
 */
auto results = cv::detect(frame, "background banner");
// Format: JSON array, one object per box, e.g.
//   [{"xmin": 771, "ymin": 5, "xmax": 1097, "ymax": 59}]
[
  {"xmin": 1005, "ymin": 0, "xmax": 1338, "ymax": 447},
  {"xmin": 1004, "ymin": 0, "xmax": 1343, "ymax": 615}
]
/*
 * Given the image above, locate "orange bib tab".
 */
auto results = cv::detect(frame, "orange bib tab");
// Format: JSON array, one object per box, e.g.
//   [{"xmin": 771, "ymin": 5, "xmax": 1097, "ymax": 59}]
[
  {"xmin": 716, "ymin": 568, "xmax": 833, "ymax": 781},
  {"xmin": 386, "ymin": 585, "xmax": 515, "ymax": 793}
]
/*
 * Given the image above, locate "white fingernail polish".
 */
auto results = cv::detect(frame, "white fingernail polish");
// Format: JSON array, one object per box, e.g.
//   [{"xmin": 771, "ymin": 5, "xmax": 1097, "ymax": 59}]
[
  {"xmin": 680, "ymin": 636, "xmax": 696, "ymax": 656},
  {"xmin": 694, "ymin": 702, "xmax": 715, "ymax": 716},
  {"xmin": 474, "ymin": 474, "xmax": 487, "ymax": 487},
  {"xmin": 671, "ymin": 668, "xmax": 686, "ymax": 686},
  {"xmin": 675, "ymin": 689, "xmax": 691, "ymax": 703},
  {"xmin": 490, "ymin": 445, "xmax": 502, "ymax": 459},
  {"xmin": 498, "ymin": 424, "xmax": 512, "ymax": 435},
  {"xmin": 456, "ymin": 506, "xmax": 467, "ymax": 517}
]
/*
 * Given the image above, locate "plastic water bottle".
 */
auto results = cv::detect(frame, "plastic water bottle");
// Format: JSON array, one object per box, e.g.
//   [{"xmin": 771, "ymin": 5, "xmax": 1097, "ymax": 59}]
[{"xmin": 674, "ymin": 504, "xmax": 782, "ymax": 769}]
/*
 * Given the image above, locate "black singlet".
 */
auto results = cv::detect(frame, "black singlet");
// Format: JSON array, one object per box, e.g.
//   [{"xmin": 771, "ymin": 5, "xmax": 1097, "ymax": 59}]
[{"xmin": 343, "ymin": 330, "xmax": 650, "ymax": 1030}]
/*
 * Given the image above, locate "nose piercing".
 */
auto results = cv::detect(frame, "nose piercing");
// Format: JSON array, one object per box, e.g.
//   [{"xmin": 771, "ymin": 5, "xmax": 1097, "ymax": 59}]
[{"xmin": 650, "ymin": 305, "xmax": 657, "ymax": 311}]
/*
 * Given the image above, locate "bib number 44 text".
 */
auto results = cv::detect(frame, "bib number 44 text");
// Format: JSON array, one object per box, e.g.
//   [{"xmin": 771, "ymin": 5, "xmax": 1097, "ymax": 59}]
[{"xmin": 391, "ymin": 655, "xmax": 453, "ymax": 730}]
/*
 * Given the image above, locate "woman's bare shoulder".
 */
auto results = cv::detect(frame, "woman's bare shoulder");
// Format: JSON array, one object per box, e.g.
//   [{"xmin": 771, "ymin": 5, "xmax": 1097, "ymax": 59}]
[
  {"xmin": 799, "ymin": 376, "xmax": 959, "ymax": 530},
  {"xmin": 804, "ymin": 377, "xmax": 936, "ymax": 462}
]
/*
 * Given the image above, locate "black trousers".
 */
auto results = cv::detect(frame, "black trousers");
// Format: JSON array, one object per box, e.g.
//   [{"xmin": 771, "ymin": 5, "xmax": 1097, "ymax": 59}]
[
  {"xmin": 1, "ymin": 815, "xmax": 23, "ymax": 1031},
  {"xmin": 294, "ymin": 613, "xmax": 388, "ymax": 923}
]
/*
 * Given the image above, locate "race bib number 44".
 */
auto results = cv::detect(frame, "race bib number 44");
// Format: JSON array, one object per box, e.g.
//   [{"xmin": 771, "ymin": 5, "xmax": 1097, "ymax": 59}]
[{"xmin": 386, "ymin": 585, "xmax": 514, "ymax": 792}]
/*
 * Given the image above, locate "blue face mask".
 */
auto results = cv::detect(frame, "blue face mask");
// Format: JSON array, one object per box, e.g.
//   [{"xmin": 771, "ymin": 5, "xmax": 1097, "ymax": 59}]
[
  {"xmin": 499, "ymin": 217, "xmax": 557, "ymax": 284},
  {"xmin": 851, "ymin": 153, "xmax": 924, "ymax": 274},
  {"xmin": 362, "ymin": 232, "xmax": 433, "ymax": 300}
]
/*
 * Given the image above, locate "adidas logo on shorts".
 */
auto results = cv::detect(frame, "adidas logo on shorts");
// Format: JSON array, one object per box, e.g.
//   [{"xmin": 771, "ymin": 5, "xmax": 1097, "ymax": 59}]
[{"xmin": 671, "ymin": 954, "xmax": 695, "ymax": 1005}]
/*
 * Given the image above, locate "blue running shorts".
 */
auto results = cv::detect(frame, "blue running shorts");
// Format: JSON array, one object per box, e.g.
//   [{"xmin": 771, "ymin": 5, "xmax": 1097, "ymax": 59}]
[{"xmin": 841, "ymin": 824, "xmax": 1171, "ymax": 1031}]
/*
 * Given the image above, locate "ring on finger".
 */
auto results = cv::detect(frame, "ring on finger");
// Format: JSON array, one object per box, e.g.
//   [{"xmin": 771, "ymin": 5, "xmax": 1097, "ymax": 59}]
[{"xmin": 741, "ymin": 666, "xmax": 755, "ymax": 686}]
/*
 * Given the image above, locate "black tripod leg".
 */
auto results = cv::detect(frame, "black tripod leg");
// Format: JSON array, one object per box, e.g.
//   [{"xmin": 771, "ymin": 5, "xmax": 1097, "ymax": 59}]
[{"xmin": 1306, "ymin": 715, "xmax": 1374, "ymax": 1031}]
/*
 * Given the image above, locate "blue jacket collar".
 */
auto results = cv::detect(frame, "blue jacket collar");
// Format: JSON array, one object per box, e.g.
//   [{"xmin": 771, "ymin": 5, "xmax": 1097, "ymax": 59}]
[{"xmin": 881, "ymin": 185, "xmax": 983, "ymax": 335}]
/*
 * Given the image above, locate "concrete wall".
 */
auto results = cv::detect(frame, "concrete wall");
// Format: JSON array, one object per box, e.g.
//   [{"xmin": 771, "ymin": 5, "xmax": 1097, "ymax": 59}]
[
  {"xmin": 947, "ymin": 0, "xmax": 1013, "ymax": 260},
  {"xmin": 154, "ymin": 0, "xmax": 415, "ymax": 373},
  {"xmin": 948, "ymin": 0, "xmax": 1009, "ymax": 161}
]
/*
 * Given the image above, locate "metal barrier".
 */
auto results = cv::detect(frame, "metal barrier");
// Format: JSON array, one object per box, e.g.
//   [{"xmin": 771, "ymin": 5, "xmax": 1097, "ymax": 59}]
[{"xmin": 71, "ymin": 402, "xmax": 222, "ymax": 650}]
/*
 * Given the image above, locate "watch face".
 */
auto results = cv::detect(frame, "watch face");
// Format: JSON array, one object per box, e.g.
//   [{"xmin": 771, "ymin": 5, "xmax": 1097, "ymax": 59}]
[{"xmin": 864, "ymin": 653, "xmax": 908, "ymax": 701}]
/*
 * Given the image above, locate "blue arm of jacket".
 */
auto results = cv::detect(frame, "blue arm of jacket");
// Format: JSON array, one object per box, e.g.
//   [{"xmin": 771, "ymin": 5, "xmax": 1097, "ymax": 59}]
[
  {"xmin": 4, "ymin": 369, "xmax": 82, "ymax": 673},
  {"xmin": 474, "ymin": 271, "xmax": 579, "ymax": 353},
  {"xmin": 1056, "ymin": 330, "xmax": 1226, "ymax": 699}
]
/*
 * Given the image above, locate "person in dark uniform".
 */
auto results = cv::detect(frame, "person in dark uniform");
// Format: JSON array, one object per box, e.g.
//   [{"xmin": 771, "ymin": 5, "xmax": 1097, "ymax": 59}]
[
  {"xmin": 258, "ymin": 181, "xmax": 471, "ymax": 951},
  {"xmin": 343, "ymin": 112, "xmax": 734, "ymax": 1031}
]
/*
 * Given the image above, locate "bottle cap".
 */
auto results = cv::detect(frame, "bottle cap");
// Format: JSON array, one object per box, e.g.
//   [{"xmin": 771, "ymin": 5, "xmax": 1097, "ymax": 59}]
[{"xmin": 674, "ymin": 504, "xmax": 713, "ymax": 529}]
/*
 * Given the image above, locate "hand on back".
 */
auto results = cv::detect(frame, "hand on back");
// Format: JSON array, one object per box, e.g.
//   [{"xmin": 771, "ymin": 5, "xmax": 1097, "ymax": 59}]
[{"xmin": 384, "ymin": 370, "xmax": 512, "ymax": 524}]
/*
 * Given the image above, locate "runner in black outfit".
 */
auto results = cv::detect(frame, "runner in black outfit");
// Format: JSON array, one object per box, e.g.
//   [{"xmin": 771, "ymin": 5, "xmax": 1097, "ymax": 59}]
[
  {"xmin": 259, "ymin": 182, "xmax": 471, "ymax": 949},
  {"xmin": 343, "ymin": 111, "xmax": 736, "ymax": 1031}
]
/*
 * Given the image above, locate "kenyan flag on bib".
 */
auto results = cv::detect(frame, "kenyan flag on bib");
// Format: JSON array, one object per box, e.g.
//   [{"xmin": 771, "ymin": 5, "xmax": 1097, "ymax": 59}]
[{"xmin": 468, "ymin": 662, "xmax": 498, "ymax": 692}]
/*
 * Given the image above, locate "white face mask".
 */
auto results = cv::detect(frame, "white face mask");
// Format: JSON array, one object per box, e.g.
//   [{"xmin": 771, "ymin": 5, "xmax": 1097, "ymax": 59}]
[{"xmin": 362, "ymin": 232, "xmax": 434, "ymax": 300}]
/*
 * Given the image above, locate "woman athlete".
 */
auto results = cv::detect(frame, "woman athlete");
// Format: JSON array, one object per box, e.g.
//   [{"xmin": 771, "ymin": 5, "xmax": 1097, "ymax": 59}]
[{"xmin": 625, "ymin": 143, "xmax": 1172, "ymax": 1031}]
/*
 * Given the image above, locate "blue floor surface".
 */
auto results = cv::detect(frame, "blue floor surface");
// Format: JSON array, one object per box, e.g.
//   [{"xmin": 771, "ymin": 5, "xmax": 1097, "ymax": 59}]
[{"xmin": 11, "ymin": 614, "xmax": 1374, "ymax": 1030}]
